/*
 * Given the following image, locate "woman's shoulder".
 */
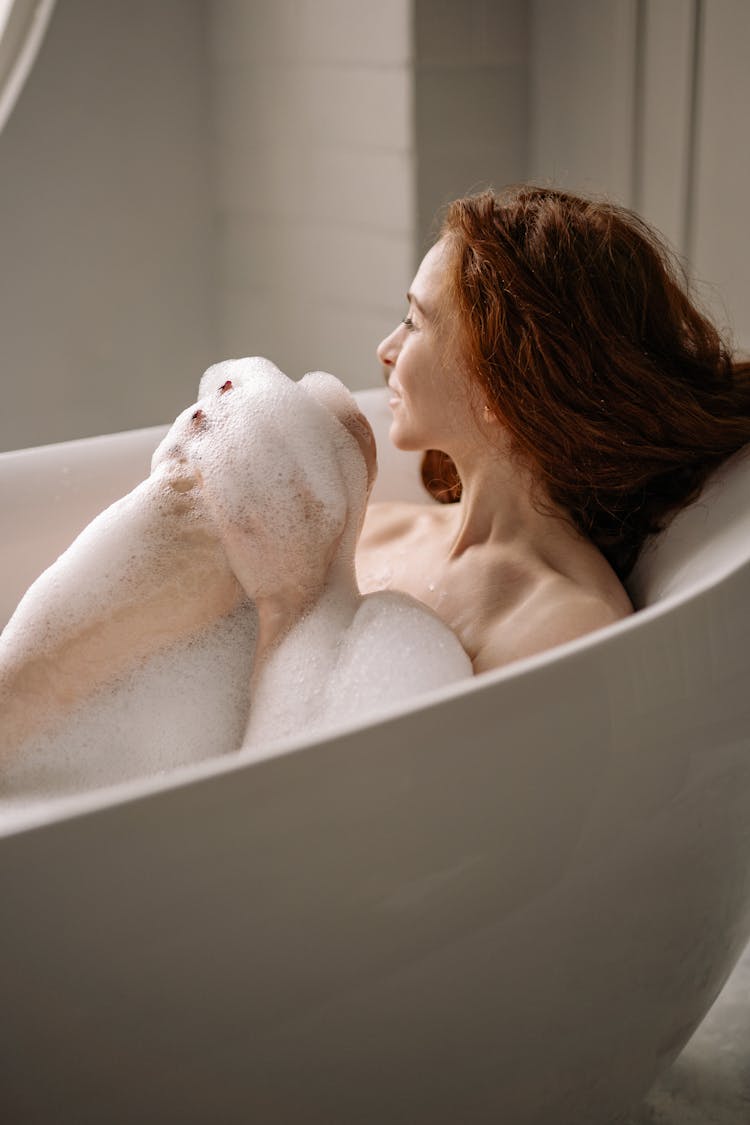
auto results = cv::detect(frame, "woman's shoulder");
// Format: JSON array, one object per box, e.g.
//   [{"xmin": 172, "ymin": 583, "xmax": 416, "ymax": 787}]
[
  {"xmin": 473, "ymin": 568, "xmax": 633, "ymax": 674},
  {"xmin": 359, "ymin": 500, "xmax": 445, "ymax": 546}
]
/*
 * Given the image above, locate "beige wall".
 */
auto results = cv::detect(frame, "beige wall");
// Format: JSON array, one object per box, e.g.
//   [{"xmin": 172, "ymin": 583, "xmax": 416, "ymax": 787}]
[
  {"xmin": 208, "ymin": 0, "xmax": 415, "ymax": 391},
  {"xmin": 529, "ymin": 0, "xmax": 750, "ymax": 353},
  {"xmin": 691, "ymin": 0, "xmax": 750, "ymax": 349},
  {"xmin": 2, "ymin": 0, "xmax": 749, "ymax": 453},
  {"xmin": 0, "ymin": 0, "xmax": 217, "ymax": 452},
  {"xmin": 529, "ymin": 0, "xmax": 638, "ymax": 203},
  {"xmin": 414, "ymin": 0, "xmax": 529, "ymax": 255}
]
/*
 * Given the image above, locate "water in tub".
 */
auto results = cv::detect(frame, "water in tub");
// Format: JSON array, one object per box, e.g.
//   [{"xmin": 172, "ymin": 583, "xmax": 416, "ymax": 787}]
[{"xmin": 0, "ymin": 358, "xmax": 470, "ymax": 822}]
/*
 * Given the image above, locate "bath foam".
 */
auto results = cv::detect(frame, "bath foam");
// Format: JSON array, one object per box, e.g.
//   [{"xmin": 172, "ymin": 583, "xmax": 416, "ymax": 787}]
[
  {"xmin": 0, "ymin": 367, "xmax": 290, "ymax": 800},
  {"xmin": 0, "ymin": 465, "xmax": 257, "ymax": 802},
  {"xmin": 0, "ymin": 464, "xmax": 248, "ymax": 739},
  {"xmin": 243, "ymin": 584, "xmax": 472, "ymax": 752},
  {"xmin": 237, "ymin": 367, "xmax": 473, "ymax": 752},
  {"xmin": 0, "ymin": 356, "xmax": 471, "ymax": 805},
  {"xmin": 0, "ymin": 356, "xmax": 366, "ymax": 799},
  {"xmin": 153, "ymin": 358, "xmax": 362, "ymax": 602},
  {"xmin": 0, "ymin": 604, "xmax": 257, "ymax": 805}
]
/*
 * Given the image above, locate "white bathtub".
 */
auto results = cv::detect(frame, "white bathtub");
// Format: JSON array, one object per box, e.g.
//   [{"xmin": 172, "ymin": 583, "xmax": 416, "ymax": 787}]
[{"xmin": 1, "ymin": 388, "xmax": 749, "ymax": 1124}]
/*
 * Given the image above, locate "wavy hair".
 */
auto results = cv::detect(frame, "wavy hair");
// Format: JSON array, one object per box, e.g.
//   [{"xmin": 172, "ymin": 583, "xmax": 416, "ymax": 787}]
[{"xmin": 422, "ymin": 186, "xmax": 750, "ymax": 580}]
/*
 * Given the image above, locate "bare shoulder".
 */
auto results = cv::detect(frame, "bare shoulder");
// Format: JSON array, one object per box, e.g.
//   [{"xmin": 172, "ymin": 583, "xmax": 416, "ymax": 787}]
[
  {"xmin": 473, "ymin": 577, "xmax": 633, "ymax": 674},
  {"xmin": 359, "ymin": 500, "xmax": 430, "ymax": 544}
]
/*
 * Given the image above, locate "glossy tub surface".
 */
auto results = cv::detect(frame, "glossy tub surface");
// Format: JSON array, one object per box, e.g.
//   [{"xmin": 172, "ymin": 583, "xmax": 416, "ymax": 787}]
[{"xmin": 0, "ymin": 388, "xmax": 749, "ymax": 1124}]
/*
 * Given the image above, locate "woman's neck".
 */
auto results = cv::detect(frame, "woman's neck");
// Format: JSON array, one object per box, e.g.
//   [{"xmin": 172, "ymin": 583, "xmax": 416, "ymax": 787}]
[{"xmin": 445, "ymin": 441, "xmax": 574, "ymax": 563}]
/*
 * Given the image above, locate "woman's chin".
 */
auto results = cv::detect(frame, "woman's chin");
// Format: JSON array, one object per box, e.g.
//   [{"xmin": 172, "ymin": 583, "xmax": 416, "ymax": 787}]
[{"xmin": 388, "ymin": 421, "xmax": 420, "ymax": 451}]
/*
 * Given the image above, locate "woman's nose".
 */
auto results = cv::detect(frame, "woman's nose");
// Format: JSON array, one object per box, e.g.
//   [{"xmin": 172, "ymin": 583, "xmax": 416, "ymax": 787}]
[{"xmin": 377, "ymin": 327, "xmax": 398, "ymax": 368}]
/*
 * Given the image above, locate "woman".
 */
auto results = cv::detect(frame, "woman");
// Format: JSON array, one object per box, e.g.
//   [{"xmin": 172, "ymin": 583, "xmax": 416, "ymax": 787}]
[{"xmin": 356, "ymin": 186, "xmax": 750, "ymax": 673}]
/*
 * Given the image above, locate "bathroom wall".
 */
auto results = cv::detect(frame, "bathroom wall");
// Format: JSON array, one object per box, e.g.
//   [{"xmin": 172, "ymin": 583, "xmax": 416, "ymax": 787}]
[
  {"xmin": 413, "ymin": 0, "xmax": 529, "ymax": 255},
  {"xmin": 2, "ymin": 0, "xmax": 749, "ymax": 451},
  {"xmin": 0, "ymin": 0, "xmax": 217, "ymax": 452},
  {"xmin": 690, "ymin": 0, "xmax": 750, "ymax": 349},
  {"xmin": 208, "ymin": 0, "xmax": 415, "ymax": 390},
  {"xmin": 529, "ymin": 0, "xmax": 750, "ymax": 352},
  {"xmin": 529, "ymin": 0, "xmax": 698, "ymax": 250},
  {"xmin": 529, "ymin": 0, "xmax": 639, "ymax": 205}
]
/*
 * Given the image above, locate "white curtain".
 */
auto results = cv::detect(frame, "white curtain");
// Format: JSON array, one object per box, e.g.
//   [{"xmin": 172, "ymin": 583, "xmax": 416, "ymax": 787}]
[{"xmin": 0, "ymin": 0, "xmax": 55, "ymax": 135}]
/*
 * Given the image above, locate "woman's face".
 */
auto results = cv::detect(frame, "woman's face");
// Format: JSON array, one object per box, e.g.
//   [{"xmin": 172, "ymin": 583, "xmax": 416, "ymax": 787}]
[{"xmin": 377, "ymin": 239, "xmax": 475, "ymax": 453}]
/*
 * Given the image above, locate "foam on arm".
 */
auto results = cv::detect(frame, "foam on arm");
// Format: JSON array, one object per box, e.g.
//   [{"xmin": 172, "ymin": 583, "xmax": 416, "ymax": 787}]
[{"xmin": 0, "ymin": 469, "xmax": 242, "ymax": 756}]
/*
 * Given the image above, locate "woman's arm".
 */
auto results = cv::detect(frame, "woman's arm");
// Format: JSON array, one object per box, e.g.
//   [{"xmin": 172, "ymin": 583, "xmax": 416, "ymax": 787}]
[{"xmin": 0, "ymin": 466, "xmax": 243, "ymax": 754}]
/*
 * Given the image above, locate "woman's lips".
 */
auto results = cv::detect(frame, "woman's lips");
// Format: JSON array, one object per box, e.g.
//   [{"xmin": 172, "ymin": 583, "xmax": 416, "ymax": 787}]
[{"xmin": 388, "ymin": 384, "xmax": 402, "ymax": 408}]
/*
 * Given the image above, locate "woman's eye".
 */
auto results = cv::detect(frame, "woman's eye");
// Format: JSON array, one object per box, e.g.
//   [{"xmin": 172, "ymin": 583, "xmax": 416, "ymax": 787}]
[{"xmin": 402, "ymin": 314, "xmax": 415, "ymax": 330}]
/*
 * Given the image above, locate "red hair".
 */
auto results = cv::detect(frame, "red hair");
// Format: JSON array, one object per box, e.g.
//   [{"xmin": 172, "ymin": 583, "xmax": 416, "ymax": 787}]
[{"xmin": 422, "ymin": 186, "xmax": 750, "ymax": 580}]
